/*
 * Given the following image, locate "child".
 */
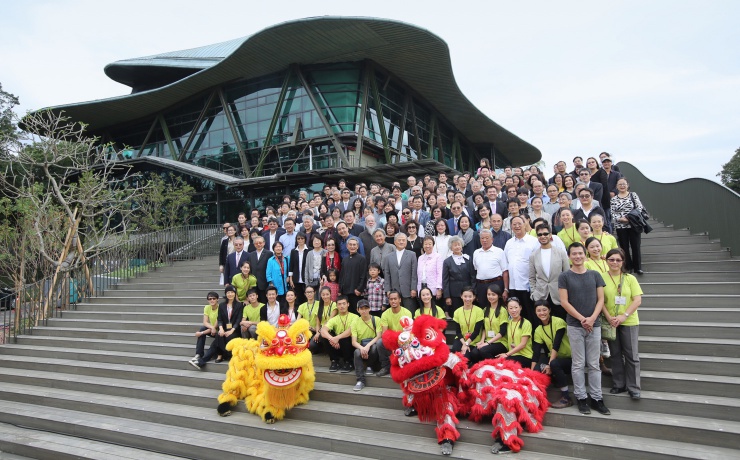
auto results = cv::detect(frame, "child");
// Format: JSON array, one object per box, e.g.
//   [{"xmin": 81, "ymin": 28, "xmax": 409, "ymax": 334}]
[
  {"xmin": 363, "ymin": 263, "xmax": 385, "ymax": 317},
  {"xmin": 322, "ymin": 268, "xmax": 340, "ymax": 302}
]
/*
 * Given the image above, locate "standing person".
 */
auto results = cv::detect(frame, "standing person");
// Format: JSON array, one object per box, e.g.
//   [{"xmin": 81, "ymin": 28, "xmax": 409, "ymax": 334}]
[
  {"xmin": 219, "ymin": 225, "xmax": 237, "ymax": 281},
  {"xmin": 375, "ymin": 290, "xmax": 413, "ymax": 377},
  {"xmin": 278, "ymin": 218, "xmax": 298, "ymax": 254},
  {"xmin": 529, "ymin": 223, "xmax": 571, "ymax": 320},
  {"xmin": 363, "ymin": 263, "xmax": 386, "ymax": 317},
  {"xmin": 336, "ymin": 221, "xmax": 365, "ymax": 259},
  {"xmin": 359, "ymin": 215, "xmax": 378, "ymax": 254},
  {"xmin": 351, "ymin": 299, "xmax": 382, "ymax": 391},
  {"xmin": 443, "ymin": 236, "xmax": 477, "ymax": 318},
  {"xmin": 247, "ymin": 236, "xmax": 272, "ymax": 303},
  {"xmin": 403, "ymin": 221, "xmax": 423, "ymax": 256},
  {"xmin": 589, "ymin": 214, "xmax": 618, "ymax": 256},
  {"xmin": 472, "ymin": 229, "xmax": 508, "ymax": 310},
  {"xmin": 458, "ymin": 215, "xmax": 480, "ymax": 260},
  {"xmin": 558, "ymin": 243, "xmax": 610, "ymax": 416},
  {"xmin": 265, "ymin": 241, "xmax": 290, "ymax": 303},
  {"xmin": 601, "ymin": 156, "xmax": 622, "ymax": 232},
  {"xmin": 223, "ymin": 237, "xmax": 248, "ymax": 287},
  {"xmin": 369, "ymin": 228, "xmax": 393, "ymax": 271},
  {"xmin": 414, "ymin": 286, "xmax": 446, "ymax": 319},
  {"xmin": 532, "ymin": 300, "xmax": 573, "ymax": 409},
  {"xmin": 490, "ymin": 213, "xmax": 511, "ymax": 250},
  {"xmin": 432, "ymin": 218, "xmax": 452, "ymax": 259},
  {"xmin": 297, "ymin": 286, "xmax": 322, "ymax": 353},
  {"xmin": 303, "ymin": 234, "xmax": 325, "ymax": 293},
  {"xmin": 503, "ymin": 216, "xmax": 539, "ymax": 325},
  {"xmin": 417, "ymin": 236, "xmax": 444, "ymax": 305},
  {"xmin": 557, "ymin": 209, "xmax": 578, "ymax": 249},
  {"xmin": 338, "ymin": 236, "xmax": 368, "ymax": 314},
  {"xmin": 602, "ymin": 248, "xmax": 643, "ymax": 399},
  {"xmin": 188, "ymin": 291, "xmax": 220, "ymax": 369},
  {"xmin": 288, "ymin": 232, "xmax": 309, "ymax": 304},
  {"xmin": 611, "ymin": 178, "xmax": 645, "ymax": 275},
  {"xmin": 382, "ymin": 233, "xmax": 418, "ymax": 313}
]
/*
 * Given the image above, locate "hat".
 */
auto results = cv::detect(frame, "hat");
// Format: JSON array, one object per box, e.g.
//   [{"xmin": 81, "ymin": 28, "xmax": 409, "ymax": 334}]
[
  {"xmin": 601, "ymin": 157, "xmax": 612, "ymax": 163},
  {"xmin": 224, "ymin": 285, "xmax": 237, "ymax": 294},
  {"xmin": 357, "ymin": 300, "xmax": 370, "ymax": 309}
]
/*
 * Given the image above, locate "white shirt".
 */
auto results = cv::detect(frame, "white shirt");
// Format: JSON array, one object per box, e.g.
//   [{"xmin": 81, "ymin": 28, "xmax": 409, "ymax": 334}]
[
  {"xmin": 504, "ymin": 234, "xmax": 539, "ymax": 290},
  {"xmin": 396, "ymin": 249, "xmax": 404, "ymax": 266},
  {"xmin": 472, "ymin": 245, "xmax": 507, "ymax": 280},
  {"xmin": 540, "ymin": 248, "xmax": 552, "ymax": 278},
  {"xmin": 266, "ymin": 302, "xmax": 280, "ymax": 326},
  {"xmin": 433, "ymin": 235, "xmax": 452, "ymax": 259}
]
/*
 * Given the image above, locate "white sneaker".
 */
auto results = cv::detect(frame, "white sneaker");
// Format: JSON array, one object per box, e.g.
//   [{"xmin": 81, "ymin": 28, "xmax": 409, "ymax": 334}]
[
  {"xmin": 365, "ymin": 367, "xmax": 374, "ymax": 375},
  {"xmin": 191, "ymin": 354, "xmax": 201, "ymax": 361},
  {"xmin": 353, "ymin": 381, "xmax": 365, "ymax": 392}
]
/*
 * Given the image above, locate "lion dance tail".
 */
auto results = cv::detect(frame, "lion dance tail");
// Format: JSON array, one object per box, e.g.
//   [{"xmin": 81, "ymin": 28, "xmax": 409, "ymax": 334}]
[{"xmin": 217, "ymin": 338, "xmax": 259, "ymax": 416}]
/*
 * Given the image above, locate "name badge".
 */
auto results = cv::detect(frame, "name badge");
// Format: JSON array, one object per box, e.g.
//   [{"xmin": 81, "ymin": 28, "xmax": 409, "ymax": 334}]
[
  {"xmin": 615, "ymin": 296, "xmax": 627, "ymax": 306},
  {"xmin": 226, "ymin": 323, "xmax": 233, "ymax": 329},
  {"xmin": 487, "ymin": 331, "xmax": 496, "ymax": 338}
]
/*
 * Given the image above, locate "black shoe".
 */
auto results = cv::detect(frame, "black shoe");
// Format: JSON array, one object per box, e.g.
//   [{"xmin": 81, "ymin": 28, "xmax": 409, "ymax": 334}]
[
  {"xmin": 577, "ymin": 398, "xmax": 591, "ymax": 414},
  {"xmin": 341, "ymin": 362, "xmax": 354, "ymax": 373},
  {"xmin": 590, "ymin": 399, "xmax": 611, "ymax": 415},
  {"xmin": 635, "ymin": 269, "xmax": 644, "ymax": 275},
  {"xmin": 610, "ymin": 387, "xmax": 627, "ymax": 394},
  {"xmin": 375, "ymin": 367, "xmax": 390, "ymax": 377},
  {"xmin": 329, "ymin": 361, "xmax": 340, "ymax": 372},
  {"xmin": 629, "ymin": 391, "xmax": 641, "ymax": 400},
  {"xmin": 404, "ymin": 406, "xmax": 417, "ymax": 417}
]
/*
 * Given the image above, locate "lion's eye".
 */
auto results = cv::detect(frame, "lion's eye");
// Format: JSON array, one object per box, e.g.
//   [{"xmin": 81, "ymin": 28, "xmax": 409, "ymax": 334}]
[
  {"xmin": 424, "ymin": 328, "xmax": 437, "ymax": 341},
  {"xmin": 295, "ymin": 334, "xmax": 306, "ymax": 345}
]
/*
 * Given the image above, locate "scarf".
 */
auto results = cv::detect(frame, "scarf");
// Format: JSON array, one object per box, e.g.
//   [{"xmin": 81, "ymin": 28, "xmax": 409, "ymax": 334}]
[{"xmin": 459, "ymin": 228, "xmax": 475, "ymax": 246}]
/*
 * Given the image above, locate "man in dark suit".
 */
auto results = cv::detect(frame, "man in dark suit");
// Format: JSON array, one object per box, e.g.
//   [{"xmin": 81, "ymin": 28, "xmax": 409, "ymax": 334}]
[
  {"xmin": 577, "ymin": 169, "xmax": 604, "ymax": 204},
  {"xmin": 262, "ymin": 217, "xmax": 286, "ymax": 253},
  {"xmin": 409, "ymin": 196, "xmax": 430, "ymax": 229},
  {"xmin": 485, "ymin": 187, "xmax": 508, "ymax": 219},
  {"xmin": 223, "ymin": 237, "xmax": 248, "ymax": 286},
  {"xmin": 446, "ymin": 202, "xmax": 466, "ymax": 235},
  {"xmin": 335, "ymin": 188, "xmax": 355, "ymax": 214},
  {"xmin": 248, "ymin": 235, "xmax": 273, "ymax": 303}
]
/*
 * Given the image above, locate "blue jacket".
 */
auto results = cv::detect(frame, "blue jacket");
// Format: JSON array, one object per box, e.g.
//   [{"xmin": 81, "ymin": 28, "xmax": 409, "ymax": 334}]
[{"xmin": 266, "ymin": 255, "xmax": 291, "ymax": 295}]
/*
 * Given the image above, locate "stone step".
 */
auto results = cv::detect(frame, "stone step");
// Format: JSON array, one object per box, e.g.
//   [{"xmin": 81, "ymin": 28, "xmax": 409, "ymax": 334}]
[
  {"xmin": 639, "ymin": 321, "xmax": 740, "ymax": 339},
  {"xmin": 0, "ymin": 422, "xmax": 185, "ymax": 460},
  {"xmin": 641, "ymin": 259, "xmax": 740, "ymax": 271},
  {"xmin": 15, "ymin": 335, "xmax": 193, "ymax": 355},
  {"xmin": 63, "ymin": 310, "xmax": 202, "ymax": 321},
  {"xmin": 639, "ymin": 282, "xmax": 740, "ymax": 295},
  {"xmin": 30, "ymin": 326, "xmax": 195, "ymax": 345},
  {"xmin": 641, "ymin": 228, "xmax": 691, "ymax": 237},
  {"xmin": 74, "ymin": 303, "xmax": 206, "ymax": 313},
  {"xmin": 113, "ymin": 282, "xmax": 223, "ymax": 291},
  {"xmin": 639, "ymin": 336, "xmax": 740, "ymax": 358},
  {"xmin": 641, "ymin": 294, "xmax": 740, "ymax": 308},
  {"xmin": 0, "ymin": 400, "xmax": 372, "ymax": 460},
  {"xmin": 638, "ymin": 271, "xmax": 740, "ymax": 282},
  {"xmin": 0, "ymin": 379, "xmax": 737, "ymax": 459},
  {"xmin": 638, "ymin": 352, "xmax": 740, "ymax": 378},
  {"xmin": 639, "ymin": 251, "xmax": 731, "ymax": 263},
  {"xmin": 639, "ymin": 308, "xmax": 740, "ymax": 322},
  {"xmin": 45, "ymin": 318, "xmax": 194, "ymax": 334},
  {"xmin": 100, "ymin": 289, "xmax": 222, "ymax": 298},
  {"xmin": 84, "ymin": 296, "xmax": 204, "ymax": 305},
  {"xmin": 642, "ymin": 242, "xmax": 722, "ymax": 254},
  {"xmin": 640, "ymin": 235, "xmax": 710, "ymax": 246}
]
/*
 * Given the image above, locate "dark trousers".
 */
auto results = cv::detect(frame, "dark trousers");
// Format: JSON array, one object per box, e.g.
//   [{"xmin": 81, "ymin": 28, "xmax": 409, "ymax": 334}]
[
  {"xmin": 509, "ymin": 289, "xmax": 536, "ymax": 326},
  {"xmin": 507, "ymin": 354, "xmax": 532, "ymax": 369},
  {"xmin": 445, "ymin": 296, "xmax": 463, "ymax": 318},
  {"xmin": 195, "ymin": 326, "xmax": 216, "ymax": 357},
  {"xmin": 346, "ymin": 293, "xmax": 361, "ymax": 315},
  {"xmin": 354, "ymin": 342, "xmax": 380, "ymax": 383},
  {"xmin": 256, "ymin": 287, "xmax": 267, "ymax": 304},
  {"xmin": 450, "ymin": 339, "xmax": 476, "ymax": 362},
  {"xmin": 309, "ymin": 335, "xmax": 327, "ymax": 354},
  {"xmin": 293, "ymin": 282, "xmax": 306, "ymax": 305},
  {"xmin": 370, "ymin": 309, "xmax": 383, "ymax": 318},
  {"xmin": 617, "ymin": 227, "xmax": 642, "ymax": 271},
  {"xmin": 547, "ymin": 294, "xmax": 567, "ymax": 321},
  {"xmin": 476, "ymin": 279, "xmax": 504, "ymax": 310},
  {"xmin": 327, "ymin": 332, "xmax": 354, "ymax": 363},
  {"xmin": 470, "ymin": 342, "xmax": 508, "ymax": 364},
  {"xmin": 402, "ymin": 296, "xmax": 416, "ymax": 315},
  {"xmin": 549, "ymin": 357, "xmax": 573, "ymax": 389}
]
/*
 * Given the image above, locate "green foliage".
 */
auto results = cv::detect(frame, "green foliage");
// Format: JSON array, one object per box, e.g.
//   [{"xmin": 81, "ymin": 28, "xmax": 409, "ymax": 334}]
[
  {"xmin": 718, "ymin": 147, "xmax": 740, "ymax": 194},
  {"xmin": 0, "ymin": 83, "xmax": 20, "ymax": 160},
  {"xmin": 132, "ymin": 173, "xmax": 206, "ymax": 233}
]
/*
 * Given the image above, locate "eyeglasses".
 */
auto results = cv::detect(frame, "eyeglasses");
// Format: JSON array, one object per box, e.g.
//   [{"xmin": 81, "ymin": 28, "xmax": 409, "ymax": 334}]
[
  {"xmin": 403, "ymin": 211, "xmax": 411, "ymax": 215},
  {"xmin": 606, "ymin": 258, "xmax": 623, "ymax": 262},
  {"xmin": 536, "ymin": 233, "xmax": 550, "ymax": 237},
  {"xmin": 222, "ymin": 226, "xmax": 229, "ymax": 230}
]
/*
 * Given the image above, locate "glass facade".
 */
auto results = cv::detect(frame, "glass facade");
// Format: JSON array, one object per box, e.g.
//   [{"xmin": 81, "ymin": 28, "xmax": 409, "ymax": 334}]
[{"xmin": 104, "ymin": 60, "xmax": 481, "ymax": 179}]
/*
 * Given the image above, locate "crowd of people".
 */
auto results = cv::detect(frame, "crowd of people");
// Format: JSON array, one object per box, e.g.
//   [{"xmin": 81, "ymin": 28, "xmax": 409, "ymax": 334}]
[{"xmin": 190, "ymin": 152, "xmax": 646, "ymax": 413}]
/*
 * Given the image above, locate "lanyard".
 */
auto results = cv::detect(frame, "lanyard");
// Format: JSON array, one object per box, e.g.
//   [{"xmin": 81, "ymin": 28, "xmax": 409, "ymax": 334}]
[
  {"xmin": 541, "ymin": 320, "xmax": 554, "ymax": 346},
  {"xmin": 339, "ymin": 314, "xmax": 349, "ymax": 331},
  {"xmin": 608, "ymin": 273, "xmax": 624, "ymax": 296},
  {"xmin": 462, "ymin": 307, "xmax": 474, "ymax": 334},
  {"xmin": 307, "ymin": 301, "xmax": 316, "ymax": 318},
  {"xmin": 510, "ymin": 318, "xmax": 521, "ymax": 344}
]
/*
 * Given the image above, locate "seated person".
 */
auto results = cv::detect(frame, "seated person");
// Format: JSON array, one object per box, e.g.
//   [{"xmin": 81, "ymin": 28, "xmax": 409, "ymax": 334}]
[
  {"xmin": 376, "ymin": 290, "xmax": 413, "ymax": 377},
  {"xmin": 231, "ymin": 260, "xmax": 257, "ymax": 302},
  {"xmin": 532, "ymin": 300, "xmax": 573, "ymax": 408},
  {"xmin": 469, "ymin": 284, "xmax": 509, "ymax": 364},
  {"xmin": 192, "ymin": 285, "xmax": 242, "ymax": 369},
  {"xmin": 239, "ymin": 288, "xmax": 264, "ymax": 339},
  {"xmin": 351, "ymin": 300, "xmax": 382, "ymax": 391},
  {"xmin": 320, "ymin": 296, "xmax": 358, "ymax": 373},
  {"xmin": 189, "ymin": 291, "xmax": 220, "ymax": 369},
  {"xmin": 450, "ymin": 286, "xmax": 484, "ymax": 362}
]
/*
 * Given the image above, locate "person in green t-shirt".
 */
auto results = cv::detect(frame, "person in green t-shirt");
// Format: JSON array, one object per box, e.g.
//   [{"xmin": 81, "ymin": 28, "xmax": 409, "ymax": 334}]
[
  {"xmin": 601, "ymin": 248, "xmax": 643, "ymax": 400},
  {"xmin": 470, "ymin": 284, "xmax": 509, "ymax": 364},
  {"xmin": 320, "ymin": 295, "xmax": 358, "ymax": 372},
  {"xmin": 189, "ymin": 291, "xmax": 220, "ymax": 369},
  {"xmin": 231, "ymin": 260, "xmax": 257, "ymax": 302},
  {"xmin": 413, "ymin": 287, "xmax": 446, "ymax": 320},
  {"xmin": 532, "ymin": 300, "xmax": 573, "ymax": 409},
  {"xmin": 351, "ymin": 300, "xmax": 382, "ymax": 391},
  {"xmin": 450, "ymin": 287, "xmax": 484, "ymax": 362},
  {"xmin": 376, "ymin": 290, "xmax": 413, "ymax": 377},
  {"xmin": 496, "ymin": 297, "xmax": 533, "ymax": 369},
  {"xmin": 297, "ymin": 286, "xmax": 322, "ymax": 353},
  {"xmin": 239, "ymin": 288, "xmax": 264, "ymax": 339}
]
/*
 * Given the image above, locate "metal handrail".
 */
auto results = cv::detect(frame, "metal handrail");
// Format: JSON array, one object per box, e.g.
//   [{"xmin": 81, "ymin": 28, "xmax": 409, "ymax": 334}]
[
  {"xmin": 0, "ymin": 224, "xmax": 221, "ymax": 344},
  {"xmin": 618, "ymin": 162, "xmax": 740, "ymax": 257}
]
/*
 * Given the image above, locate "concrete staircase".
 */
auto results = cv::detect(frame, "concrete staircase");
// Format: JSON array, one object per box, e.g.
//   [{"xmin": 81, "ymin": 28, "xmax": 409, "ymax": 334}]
[{"xmin": 1, "ymin": 221, "xmax": 739, "ymax": 459}]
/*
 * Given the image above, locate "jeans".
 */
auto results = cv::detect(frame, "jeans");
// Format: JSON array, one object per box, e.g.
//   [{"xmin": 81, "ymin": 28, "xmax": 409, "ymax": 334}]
[
  {"xmin": 568, "ymin": 325, "xmax": 602, "ymax": 400},
  {"xmin": 195, "ymin": 326, "xmax": 216, "ymax": 357},
  {"xmin": 354, "ymin": 342, "xmax": 380, "ymax": 383}
]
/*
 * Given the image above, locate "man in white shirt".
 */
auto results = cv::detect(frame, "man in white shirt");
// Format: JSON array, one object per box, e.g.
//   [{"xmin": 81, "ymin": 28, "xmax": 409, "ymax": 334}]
[
  {"xmin": 504, "ymin": 216, "xmax": 539, "ymax": 325},
  {"xmin": 473, "ymin": 229, "xmax": 508, "ymax": 309}
]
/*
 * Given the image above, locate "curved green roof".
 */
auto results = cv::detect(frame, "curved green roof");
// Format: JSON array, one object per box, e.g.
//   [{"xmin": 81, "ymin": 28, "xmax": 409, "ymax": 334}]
[{"xmin": 40, "ymin": 16, "xmax": 540, "ymax": 165}]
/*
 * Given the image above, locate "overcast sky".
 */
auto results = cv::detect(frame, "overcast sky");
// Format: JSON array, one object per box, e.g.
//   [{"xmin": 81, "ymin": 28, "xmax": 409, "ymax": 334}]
[{"xmin": 3, "ymin": 0, "xmax": 739, "ymax": 183}]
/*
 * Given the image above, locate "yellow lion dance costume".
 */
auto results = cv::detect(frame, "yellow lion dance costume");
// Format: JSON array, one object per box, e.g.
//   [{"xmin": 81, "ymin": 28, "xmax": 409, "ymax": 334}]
[{"xmin": 217, "ymin": 314, "xmax": 315, "ymax": 423}]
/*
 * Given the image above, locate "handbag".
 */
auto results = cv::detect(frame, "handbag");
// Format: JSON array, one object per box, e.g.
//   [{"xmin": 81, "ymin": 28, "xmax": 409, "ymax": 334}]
[{"xmin": 601, "ymin": 274, "xmax": 624, "ymax": 341}]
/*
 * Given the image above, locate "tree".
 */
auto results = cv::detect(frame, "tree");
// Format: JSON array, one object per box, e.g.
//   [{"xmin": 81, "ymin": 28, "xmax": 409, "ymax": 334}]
[
  {"xmin": 1, "ymin": 109, "xmax": 145, "ymax": 317},
  {"xmin": 718, "ymin": 147, "xmax": 740, "ymax": 193},
  {"xmin": 132, "ymin": 172, "xmax": 206, "ymax": 233},
  {"xmin": 0, "ymin": 83, "xmax": 20, "ymax": 160}
]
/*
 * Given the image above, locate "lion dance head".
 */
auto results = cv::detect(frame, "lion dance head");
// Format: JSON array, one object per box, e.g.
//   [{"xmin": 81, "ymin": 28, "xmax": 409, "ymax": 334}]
[{"xmin": 217, "ymin": 315, "xmax": 315, "ymax": 423}]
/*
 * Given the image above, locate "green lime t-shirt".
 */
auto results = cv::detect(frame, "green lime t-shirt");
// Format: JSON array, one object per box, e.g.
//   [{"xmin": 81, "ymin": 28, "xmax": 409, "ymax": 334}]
[
  {"xmin": 595, "ymin": 233, "xmax": 618, "ymax": 256},
  {"xmin": 325, "ymin": 312, "xmax": 359, "ymax": 335},
  {"xmin": 231, "ymin": 274, "xmax": 257, "ymax": 302},
  {"xmin": 352, "ymin": 315, "xmax": 382, "ymax": 341},
  {"xmin": 414, "ymin": 305, "xmax": 446, "ymax": 320},
  {"xmin": 585, "ymin": 258, "xmax": 609, "ymax": 274},
  {"xmin": 381, "ymin": 307, "xmax": 413, "ymax": 331},
  {"xmin": 508, "ymin": 318, "xmax": 533, "ymax": 359},
  {"xmin": 242, "ymin": 303, "xmax": 264, "ymax": 323},
  {"xmin": 297, "ymin": 301, "xmax": 320, "ymax": 327},
  {"xmin": 483, "ymin": 305, "xmax": 509, "ymax": 347},
  {"xmin": 203, "ymin": 305, "xmax": 219, "ymax": 327},
  {"xmin": 533, "ymin": 316, "xmax": 571, "ymax": 358},
  {"xmin": 602, "ymin": 272, "xmax": 643, "ymax": 326},
  {"xmin": 452, "ymin": 305, "xmax": 484, "ymax": 345}
]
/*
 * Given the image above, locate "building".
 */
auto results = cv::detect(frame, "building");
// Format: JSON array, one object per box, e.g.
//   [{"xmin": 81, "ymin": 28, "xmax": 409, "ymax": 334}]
[{"xmin": 40, "ymin": 17, "xmax": 540, "ymax": 222}]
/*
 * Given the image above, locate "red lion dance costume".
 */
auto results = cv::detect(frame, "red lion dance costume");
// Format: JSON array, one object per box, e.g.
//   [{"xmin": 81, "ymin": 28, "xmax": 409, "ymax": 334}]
[{"xmin": 383, "ymin": 315, "xmax": 550, "ymax": 455}]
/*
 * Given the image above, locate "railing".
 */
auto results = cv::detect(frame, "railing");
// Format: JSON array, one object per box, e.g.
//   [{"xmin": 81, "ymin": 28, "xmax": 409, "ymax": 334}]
[
  {"xmin": 619, "ymin": 162, "xmax": 740, "ymax": 257},
  {"xmin": 0, "ymin": 224, "xmax": 221, "ymax": 344}
]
